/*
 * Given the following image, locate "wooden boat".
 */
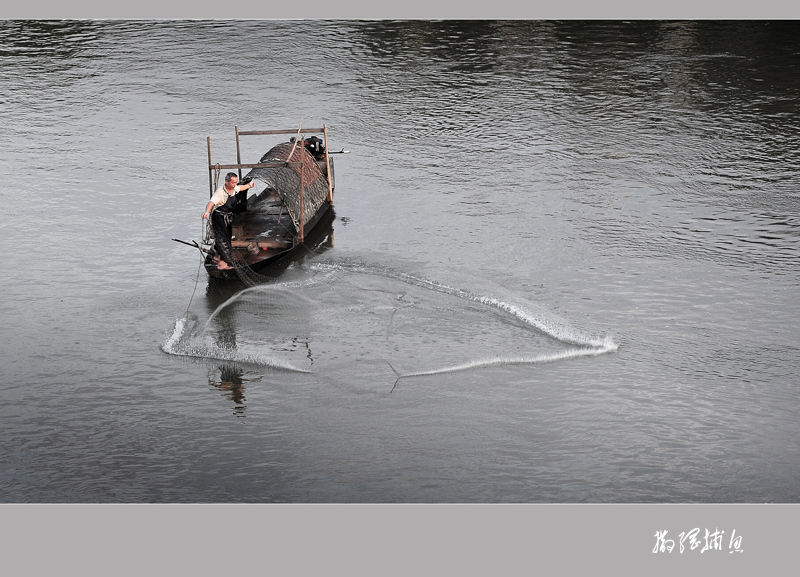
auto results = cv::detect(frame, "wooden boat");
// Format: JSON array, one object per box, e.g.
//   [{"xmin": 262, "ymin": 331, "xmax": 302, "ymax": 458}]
[{"xmin": 184, "ymin": 125, "xmax": 345, "ymax": 281}]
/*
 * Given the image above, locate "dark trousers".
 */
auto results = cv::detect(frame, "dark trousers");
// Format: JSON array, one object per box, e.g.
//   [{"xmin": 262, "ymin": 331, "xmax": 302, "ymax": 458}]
[{"xmin": 211, "ymin": 210, "xmax": 234, "ymax": 266}]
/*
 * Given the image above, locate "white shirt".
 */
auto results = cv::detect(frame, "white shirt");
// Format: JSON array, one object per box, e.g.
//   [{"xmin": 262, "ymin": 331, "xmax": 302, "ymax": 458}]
[{"xmin": 209, "ymin": 183, "xmax": 245, "ymax": 208}]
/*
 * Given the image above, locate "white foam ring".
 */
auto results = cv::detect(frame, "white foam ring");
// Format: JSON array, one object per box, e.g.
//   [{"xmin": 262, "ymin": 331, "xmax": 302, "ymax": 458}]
[
  {"xmin": 307, "ymin": 261, "xmax": 618, "ymax": 378},
  {"xmin": 161, "ymin": 316, "xmax": 311, "ymax": 372},
  {"xmin": 400, "ymin": 347, "xmax": 615, "ymax": 379},
  {"xmin": 161, "ymin": 272, "xmax": 340, "ymax": 370},
  {"xmin": 311, "ymin": 261, "xmax": 618, "ymax": 347},
  {"xmin": 164, "ymin": 261, "xmax": 617, "ymax": 378}
]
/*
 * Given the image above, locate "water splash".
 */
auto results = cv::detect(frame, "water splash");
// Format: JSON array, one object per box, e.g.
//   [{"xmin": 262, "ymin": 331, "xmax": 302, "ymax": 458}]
[
  {"xmin": 162, "ymin": 315, "xmax": 311, "ymax": 372},
  {"xmin": 310, "ymin": 261, "xmax": 617, "ymax": 352},
  {"xmin": 164, "ymin": 261, "xmax": 617, "ymax": 380},
  {"xmin": 399, "ymin": 346, "xmax": 616, "ymax": 380}
]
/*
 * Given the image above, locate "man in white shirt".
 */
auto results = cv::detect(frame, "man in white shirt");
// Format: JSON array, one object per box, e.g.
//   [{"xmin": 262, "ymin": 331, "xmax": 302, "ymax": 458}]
[{"xmin": 202, "ymin": 172, "xmax": 256, "ymax": 270}]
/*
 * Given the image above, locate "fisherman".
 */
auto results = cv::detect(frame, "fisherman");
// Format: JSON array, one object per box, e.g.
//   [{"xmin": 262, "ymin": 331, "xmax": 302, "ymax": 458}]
[{"xmin": 202, "ymin": 172, "xmax": 256, "ymax": 270}]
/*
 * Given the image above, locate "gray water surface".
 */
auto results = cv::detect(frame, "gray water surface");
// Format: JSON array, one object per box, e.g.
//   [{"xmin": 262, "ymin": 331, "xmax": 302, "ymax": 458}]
[{"xmin": 1, "ymin": 20, "xmax": 799, "ymax": 502}]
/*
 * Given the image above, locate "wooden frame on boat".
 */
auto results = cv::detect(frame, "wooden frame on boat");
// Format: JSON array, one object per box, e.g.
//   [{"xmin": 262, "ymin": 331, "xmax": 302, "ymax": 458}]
[
  {"xmin": 208, "ymin": 125, "xmax": 335, "ymax": 243},
  {"xmin": 199, "ymin": 125, "xmax": 339, "ymax": 279}
]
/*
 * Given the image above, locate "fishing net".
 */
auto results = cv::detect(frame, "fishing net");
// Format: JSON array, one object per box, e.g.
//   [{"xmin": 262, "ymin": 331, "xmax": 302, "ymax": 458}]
[{"xmin": 164, "ymin": 261, "xmax": 618, "ymax": 399}]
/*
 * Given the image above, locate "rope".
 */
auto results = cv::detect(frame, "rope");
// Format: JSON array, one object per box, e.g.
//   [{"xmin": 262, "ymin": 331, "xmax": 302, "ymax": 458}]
[
  {"xmin": 185, "ymin": 259, "xmax": 203, "ymax": 314},
  {"xmin": 285, "ymin": 117, "xmax": 305, "ymax": 163},
  {"xmin": 185, "ymin": 218, "xmax": 207, "ymax": 314}
]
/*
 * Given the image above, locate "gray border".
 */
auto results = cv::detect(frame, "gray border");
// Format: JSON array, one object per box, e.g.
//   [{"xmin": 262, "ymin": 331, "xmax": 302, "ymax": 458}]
[
  {"xmin": 1, "ymin": 504, "xmax": 796, "ymax": 575},
  {"xmin": 3, "ymin": 1, "xmax": 800, "ymax": 19}
]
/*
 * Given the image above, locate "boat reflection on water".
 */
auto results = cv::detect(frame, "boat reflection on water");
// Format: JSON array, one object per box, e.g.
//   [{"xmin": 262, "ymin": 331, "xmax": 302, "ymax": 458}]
[{"xmin": 201, "ymin": 205, "xmax": 336, "ymax": 414}]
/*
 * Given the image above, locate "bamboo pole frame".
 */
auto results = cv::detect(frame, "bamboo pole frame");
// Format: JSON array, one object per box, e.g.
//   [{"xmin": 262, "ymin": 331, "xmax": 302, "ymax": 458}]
[
  {"xmin": 324, "ymin": 124, "xmax": 333, "ymax": 203},
  {"xmin": 235, "ymin": 126, "xmax": 242, "ymax": 180},
  {"xmin": 299, "ymin": 138, "xmax": 305, "ymax": 243},
  {"xmin": 207, "ymin": 137, "xmax": 213, "ymax": 198},
  {"xmin": 208, "ymin": 162, "xmax": 304, "ymax": 170},
  {"xmin": 207, "ymin": 126, "xmax": 332, "ymax": 244},
  {"xmin": 237, "ymin": 128, "xmax": 325, "ymax": 136}
]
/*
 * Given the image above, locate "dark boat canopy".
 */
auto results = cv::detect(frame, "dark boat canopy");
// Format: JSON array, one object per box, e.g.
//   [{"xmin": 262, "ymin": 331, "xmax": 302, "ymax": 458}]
[{"xmin": 246, "ymin": 141, "xmax": 329, "ymax": 234}]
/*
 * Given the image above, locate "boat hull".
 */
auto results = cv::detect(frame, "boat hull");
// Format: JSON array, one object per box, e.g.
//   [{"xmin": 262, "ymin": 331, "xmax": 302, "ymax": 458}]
[{"xmin": 204, "ymin": 199, "xmax": 333, "ymax": 280}]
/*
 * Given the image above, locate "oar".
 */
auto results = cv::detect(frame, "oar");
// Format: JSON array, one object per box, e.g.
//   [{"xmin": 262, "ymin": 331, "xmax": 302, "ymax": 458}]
[{"xmin": 172, "ymin": 238, "xmax": 213, "ymax": 255}]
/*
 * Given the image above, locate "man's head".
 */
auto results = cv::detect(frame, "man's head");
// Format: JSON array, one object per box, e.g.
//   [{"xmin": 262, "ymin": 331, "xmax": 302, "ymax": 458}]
[{"xmin": 225, "ymin": 172, "xmax": 238, "ymax": 188}]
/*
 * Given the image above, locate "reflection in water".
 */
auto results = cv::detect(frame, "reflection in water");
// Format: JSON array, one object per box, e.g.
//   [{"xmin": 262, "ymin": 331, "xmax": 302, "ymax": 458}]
[
  {"xmin": 0, "ymin": 20, "xmax": 103, "ymax": 60},
  {"xmin": 208, "ymin": 364, "xmax": 262, "ymax": 417},
  {"xmin": 193, "ymin": 210, "xmax": 335, "ymax": 412}
]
